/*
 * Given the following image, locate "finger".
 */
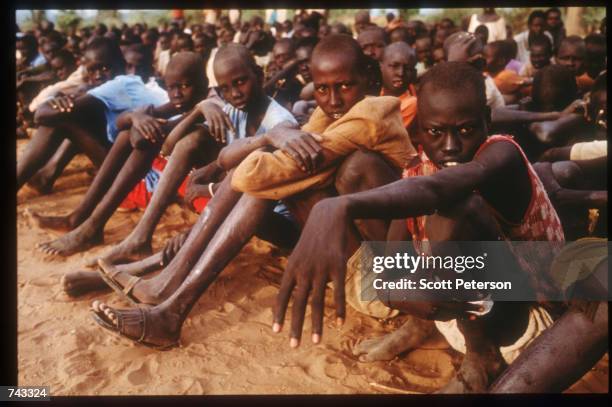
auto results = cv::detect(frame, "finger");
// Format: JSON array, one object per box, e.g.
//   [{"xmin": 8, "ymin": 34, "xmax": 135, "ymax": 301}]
[
  {"xmin": 290, "ymin": 282, "xmax": 311, "ymax": 347},
  {"xmin": 223, "ymin": 114, "xmax": 235, "ymax": 134},
  {"xmin": 273, "ymin": 269, "xmax": 296, "ymax": 331},
  {"xmin": 285, "ymin": 146, "xmax": 307, "ymax": 172},
  {"xmin": 297, "ymin": 139, "xmax": 322, "ymax": 171},
  {"xmin": 310, "ymin": 277, "xmax": 326, "ymax": 344},
  {"xmin": 310, "ymin": 133, "xmax": 324, "ymax": 142},
  {"xmin": 332, "ymin": 271, "xmax": 346, "ymax": 325},
  {"xmin": 291, "ymin": 143, "xmax": 313, "ymax": 173},
  {"xmin": 156, "ymin": 118, "xmax": 168, "ymax": 124}
]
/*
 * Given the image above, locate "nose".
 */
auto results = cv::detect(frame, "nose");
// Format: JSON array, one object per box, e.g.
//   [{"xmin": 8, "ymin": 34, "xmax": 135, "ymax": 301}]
[
  {"xmin": 330, "ymin": 88, "xmax": 342, "ymax": 108},
  {"xmin": 231, "ymin": 86, "xmax": 242, "ymax": 100},
  {"xmin": 441, "ymin": 133, "xmax": 461, "ymax": 155}
]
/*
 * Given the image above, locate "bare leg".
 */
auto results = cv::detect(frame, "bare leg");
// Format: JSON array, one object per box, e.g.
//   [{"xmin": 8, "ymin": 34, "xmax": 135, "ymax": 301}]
[
  {"xmin": 100, "ymin": 129, "xmax": 221, "ymax": 264},
  {"xmin": 29, "ymin": 130, "xmax": 133, "ymax": 231},
  {"xmin": 17, "ymin": 125, "xmax": 65, "ymax": 191},
  {"xmin": 490, "ymin": 303, "xmax": 608, "ymax": 393},
  {"xmin": 101, "ymin": 173, "xmax": 243, "ymax": 304},
  {"xmin": 92, "ymin": 193, "xmax": 277, "ymax": 346},
  {"xmin": 27, "ymin": 139, "xmax": 78, "ymax": 194},
  {"xmin": 37, "ymin": 140, "xmax": 160, "ymax": 256}
]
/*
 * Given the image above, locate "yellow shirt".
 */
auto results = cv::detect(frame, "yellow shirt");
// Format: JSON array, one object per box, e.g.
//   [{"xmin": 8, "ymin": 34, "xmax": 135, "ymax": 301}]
[{"xmin": 231, "ymin": 96, "xmax": 416, "ymax": 199}]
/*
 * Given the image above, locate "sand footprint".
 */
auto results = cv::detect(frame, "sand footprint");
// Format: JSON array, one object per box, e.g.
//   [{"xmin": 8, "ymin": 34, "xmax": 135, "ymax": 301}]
[{"xmin": 126, "ymin": 361, "xmax": 153, "ymax": 386}]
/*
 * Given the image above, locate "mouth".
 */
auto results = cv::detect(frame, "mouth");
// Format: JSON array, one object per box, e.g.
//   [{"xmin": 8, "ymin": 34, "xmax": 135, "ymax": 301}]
[
  {"xmin": 392, "ymin": 79, "xmax": 405, "ymax": 88},
  {"xmin": 330, "ymin": 112, "xmax": 344, "ymax": 120},
  {"xmin": 441, "ymin": 161, "xmax": 460, "ymax": 168}
]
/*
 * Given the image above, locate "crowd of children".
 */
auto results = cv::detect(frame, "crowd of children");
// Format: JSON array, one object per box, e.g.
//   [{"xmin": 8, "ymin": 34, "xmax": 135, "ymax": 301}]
[{"xmin": 17, "ymin": 8, "xmax": 607, "ymax": 393}]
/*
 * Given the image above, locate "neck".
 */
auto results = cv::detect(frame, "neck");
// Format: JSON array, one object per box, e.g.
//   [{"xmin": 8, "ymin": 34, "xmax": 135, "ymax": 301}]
[{"xmin": 384, "ymin": 85, "xmax": 409, "ymax": 97}]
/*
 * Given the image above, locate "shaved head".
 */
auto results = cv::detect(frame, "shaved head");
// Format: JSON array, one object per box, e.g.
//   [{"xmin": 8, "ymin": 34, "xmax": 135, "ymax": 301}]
[{"xmin": 166, "ymin": 51, "xmax": 208, "ymax": 91}]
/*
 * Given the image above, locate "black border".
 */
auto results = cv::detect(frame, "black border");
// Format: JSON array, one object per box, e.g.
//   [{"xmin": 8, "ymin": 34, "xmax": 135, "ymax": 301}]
[{"xmin": 7, "ymin": 0, "xmax": 610, "ymax": 405}]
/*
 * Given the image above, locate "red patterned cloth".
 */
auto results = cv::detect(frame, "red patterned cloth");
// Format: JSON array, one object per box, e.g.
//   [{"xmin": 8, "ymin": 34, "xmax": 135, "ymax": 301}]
[
  {"xmin": 119, "ymin": 155, "xmax": 210, "ymax": 213},
  {"xmin": 403, "ymin": 135, "xmax": 565, "ymax": 298}
]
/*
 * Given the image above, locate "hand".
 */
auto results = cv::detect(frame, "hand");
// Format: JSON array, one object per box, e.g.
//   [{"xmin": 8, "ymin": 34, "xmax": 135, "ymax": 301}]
[
  {"xmin": 161, "ymin": 231, "xmax": 189, "ymax": 266},
  {"xmin": 560, "ymin": 99, "xmax": 586, "ymax": 117},
  {"xmin": 198, "ymin": 100, "xmax": 234, "ymax": 143},
  {"xmin": 48, "ymin": 95, "xmax": 75, "ymax": 113},
  {"xmin": 131, "ymin": 112, "xmax": 168, "ymax": 145},
  {"xmin": 273, "ymin": 198, "xmax": 352, "ymax": 347},
  {"xmin": 446, "ymin": 32, "xmax": 479, "ymax": 63},
  {"xmin": 266, "ymin": 127, "xmax": 324, "ymax": 173}
]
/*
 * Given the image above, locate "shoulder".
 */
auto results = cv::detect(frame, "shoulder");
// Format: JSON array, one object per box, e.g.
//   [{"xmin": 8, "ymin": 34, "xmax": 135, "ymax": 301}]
[{"xmin": 346, "ymin": 96, "xmax": 401, "ymax": 121}]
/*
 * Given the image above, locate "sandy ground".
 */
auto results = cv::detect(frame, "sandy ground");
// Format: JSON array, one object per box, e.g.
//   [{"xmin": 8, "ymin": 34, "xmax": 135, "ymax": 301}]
[{"xmin": 17, "ymin": 140, "xmax": 608, "ymax": 395}]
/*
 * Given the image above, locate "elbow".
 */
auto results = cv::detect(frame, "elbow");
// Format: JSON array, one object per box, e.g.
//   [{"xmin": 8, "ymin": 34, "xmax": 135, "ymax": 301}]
[
  {"xmin": 33, "ymin": 107, "xmax": 56, "ymax": 126},
  {"xmin": 216, "ymin": 151, "xmax": 232, "ymax": 172}
]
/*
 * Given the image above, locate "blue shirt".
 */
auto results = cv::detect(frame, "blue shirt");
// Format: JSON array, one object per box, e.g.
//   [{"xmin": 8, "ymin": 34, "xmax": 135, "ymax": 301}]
[{"xmin": 87, "ymin": 75, "xmax": 169, "ymax": 143}]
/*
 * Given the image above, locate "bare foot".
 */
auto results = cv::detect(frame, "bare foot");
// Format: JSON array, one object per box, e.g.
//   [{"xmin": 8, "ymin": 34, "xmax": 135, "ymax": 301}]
[
  {"xmin": 36, "ymin": 223, "xmax": 103, "ymax": 257},
  {"xmin": 27, "ymin": 172, "xmax": 54, "ymax": 195},
  {"xmin": 91, "ymin": 300, "xmax": 181, "ymax": 349},
  {"xmin": 88, "ymin": 238, "xmax": 153, "ymax": 267},
  {"xmin": 353, "ymin": 317, "xmax": 435, "ymax": 362},
  {"xmin": 26, "ymin": 208, "xmax": 75, "ymax": 232},
  {"xmin": 62, "ymin": 270, "xmax": 110, "ymax": 297},
  {"xmin": 437, "ymin": 349, "xmax": 507, "ymax": 394}
]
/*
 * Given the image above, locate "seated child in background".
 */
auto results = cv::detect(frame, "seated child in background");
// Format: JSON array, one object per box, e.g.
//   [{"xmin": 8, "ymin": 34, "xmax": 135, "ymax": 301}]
[
  {"xmin": 555, "ymin": 36, "xmax": 592, "ymax": 96},
  {"xmin": 30, "ymin": 51, "xmax": 204, "ymax": 257},
  {"xmin": 18, "ymin": 37, "xmax": 137, "ymax": 194},
  {"xmin": 379, "ymin": 42, "xmax": 418, "ymax": 129},
  {"xmin": 519, "ymin": 34, "xmax": 553, "ymax": 78},
  {"xmin": 357, "ymin": 26, "xmax": 388, "ymax": 62},
  {"xmin": 484, "ymin": 40, "xmax": 529, "ymax": 104}
]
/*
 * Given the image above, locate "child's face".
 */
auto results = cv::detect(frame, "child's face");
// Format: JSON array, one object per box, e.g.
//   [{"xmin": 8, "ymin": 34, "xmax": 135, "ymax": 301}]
[
  {"xmin": 530, "ymin": 45, "xmax": 551, "ymax": 69},
  {"xmin": 415, "ymin": 38, "xmax": 433, "ymax": 64},
  {"xmin": 16, "ymin": 40, "xmax": 35, "ymax": 61},
  {"xmin": 381, "ymin": 49, "xmax": 417, "ymax": 95},
  {"xmin": 528, "ymin": 17, "xmax": 545, "ymax": 36},
  {"xmin": 273, "ymin": 42, "xmax": 293, "ymax": 67},
  {"xmin": 164, "ymin": 68, "xmax": 198, "ymax": 111},
  {"xmin": 42, "ymin": 41, "xmax": 61, "ymax": 63},
  {"xmin": 215, "ymin": 57, "xmax": 260, "ymax": 111},
  {"xmin": 418, "ymin": 87, "xmax": 487, "ymax": 168},
  {"xmin": 296, "ymin": 46, "xmax": 313, "ymax": 82},
  {"xmin": 546, "ymin": 12, "xmax": 562, "ymax": 29},
  {"xmin": 193, "ymin": 37, "xmax": 210, "ymax": 58},
  {"xmin": 159, "ymin": 36, "xmax": 171, "ymax": 50},
  {"xmin": 83, "ymin": 49, "xmax": 116, "ymax": 87},
  {"xmin": 50, "ymin": 57, "xmax": 73, "ymax": 81},
  {"xmin": 124, "ymin": 50, "xmax": 149, "ymax": 79},
  {"xmin": 432, "ymin": 48, "xmax": 445, "ymax": 65},
  {"xmin": 310, "ymin": 52, "xmax": 368, "ymax": 120},
  {"xmin": 357, "ymin": 31, "xmax": 386, "ymax": 61},
  {"xmin": 556, "ymin": 43, "xmax": 585, "ymax": 75},
  {"xmin": 484, "ymin": 45, "xmax": 505, "ymax": 74}
]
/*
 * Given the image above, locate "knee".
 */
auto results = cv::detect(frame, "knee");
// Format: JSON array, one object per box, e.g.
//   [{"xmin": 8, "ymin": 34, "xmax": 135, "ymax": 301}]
[
  {"xmin": 552, "ymin": 161, "xmax": 582, "ymax": 188},
  {"xmin": 174, "ymin": 131, "xmax": 201, "ymax": 158},
  {"xmin": 335, "ymin": 150, "xmax": 394, "ymax": 194}
]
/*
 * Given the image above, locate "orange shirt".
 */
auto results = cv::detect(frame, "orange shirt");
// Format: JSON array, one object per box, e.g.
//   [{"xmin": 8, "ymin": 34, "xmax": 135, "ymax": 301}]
[
  {"xmin": 491, "ymin": 69, "xmax": 528, "ymax": 96},
  {"xmin": 576, "ymin": 72, "xmax": 595, "ymax": 94},
  {"xmin": 381, "ymin": 84, "xmax": 417, "ymax": 128}
]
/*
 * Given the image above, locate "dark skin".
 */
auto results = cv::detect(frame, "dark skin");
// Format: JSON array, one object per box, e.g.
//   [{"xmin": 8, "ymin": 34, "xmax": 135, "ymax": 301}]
[
  {"xmin": 357, "ymin": 29, "xmax": 386, "ymax": 62},
  {"xmin": 380, "ymin": 42, "xmax": 417, "ymax": 97},
  {"xmin": 555, "ymin": 42, "xmax": 585, "ymax": 76},
  {"xmin": 415, "ymin": 37, "xmax": 433, "ymax": 67},
  {"xmin": 529, "ymin": 44, "xmax": 551, "ymax": 70},
  {"xmin": 94, "ymin": 48, "xmax": 319, "ymax": 268},
  {"xmin": 90, "ymin": 49, "xmax": 390, "ymax": 348},
  {"xmin": 17, "ymin": 48, "xmax": 120, "ymax": 193},
  {"xmin": 34, "ymin": 61, "xmax": 202, "ymax": 256},
  {"xmin": 273, "ymin": 84, "xmax": 532, "ymax": 347}
]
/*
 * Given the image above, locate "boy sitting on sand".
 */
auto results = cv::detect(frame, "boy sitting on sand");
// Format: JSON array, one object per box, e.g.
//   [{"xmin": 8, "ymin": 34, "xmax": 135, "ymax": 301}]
[
  {"xmin": 32, "ymin": 52, "xmax": 208, "ymax": 256},
  {"xmin": 273, "ymin": 62, "xmax": 565, "ymax": 392},
  {"xmin": 87, "ymin": 43, "xmax": 299, "ymax": 265},
  {"xmin": 89, "ymin": 34, "xmax": 415, "ymax": 350}
]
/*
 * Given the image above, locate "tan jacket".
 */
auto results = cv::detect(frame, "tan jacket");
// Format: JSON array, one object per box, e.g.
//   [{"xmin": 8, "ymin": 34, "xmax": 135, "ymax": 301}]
[{"xmin": 231, "ymin": 96, "xmax": 416, "ymax": 200}]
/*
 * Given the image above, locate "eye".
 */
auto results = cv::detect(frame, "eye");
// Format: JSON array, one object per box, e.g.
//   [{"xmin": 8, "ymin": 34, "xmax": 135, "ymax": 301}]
[
  {"xmin": 458, "ymin": 127, "xmax": 473, "ymax": 136},
  {"xmin": 180, "ymin": 84, "xmax": 189, "ymax": 90},
  {"xmin": 427, "ymin": 128, "xmax": 442, "ymax": 137},
  {"xmin": 315, "ymin": 85, "xmax": 326, "ymax": 94},
  {"xmin": 340, "ymin": 83, "xmax": 351, "ymax": 90}
]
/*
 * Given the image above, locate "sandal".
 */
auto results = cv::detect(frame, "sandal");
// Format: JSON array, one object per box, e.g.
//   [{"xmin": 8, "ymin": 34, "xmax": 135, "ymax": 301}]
[
  {"xmin": 97, "ymin": 258, "xmax": 141, "ymax": 306},
  {"xmin": 91, "ymin": 305, "xmax": 178, "ymax": 350}
]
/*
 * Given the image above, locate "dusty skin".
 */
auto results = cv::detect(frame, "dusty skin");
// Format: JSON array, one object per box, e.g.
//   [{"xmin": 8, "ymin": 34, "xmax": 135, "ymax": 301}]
[{"xmin": 17, "ymin": 140, "xmax": 608, "ymax": 395}]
